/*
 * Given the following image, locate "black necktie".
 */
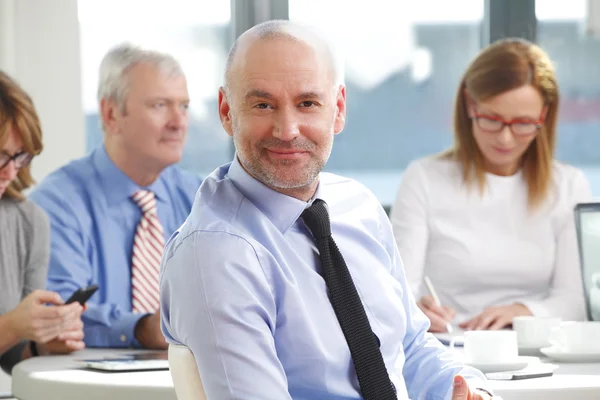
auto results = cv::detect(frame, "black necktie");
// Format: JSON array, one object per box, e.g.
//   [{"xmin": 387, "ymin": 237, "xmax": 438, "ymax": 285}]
[{"xmin": 302, "ymin": 199, "xmax": 397, "ymax": 400}]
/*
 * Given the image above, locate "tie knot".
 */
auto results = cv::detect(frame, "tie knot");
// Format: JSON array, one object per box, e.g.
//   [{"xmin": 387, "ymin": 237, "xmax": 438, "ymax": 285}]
[
  {"xmin": 132, "ymin": 190, "xmax": 157, "ymax": 215},
  {"xmin": 301, "ymin": 199, "xmax": 331, "ymax": 239}
]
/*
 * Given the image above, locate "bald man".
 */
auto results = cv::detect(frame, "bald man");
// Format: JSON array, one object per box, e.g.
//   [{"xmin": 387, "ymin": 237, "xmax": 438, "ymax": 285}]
[{"xmin": 160, "ymin": 20, "xmax": 496, "ymax": 400}]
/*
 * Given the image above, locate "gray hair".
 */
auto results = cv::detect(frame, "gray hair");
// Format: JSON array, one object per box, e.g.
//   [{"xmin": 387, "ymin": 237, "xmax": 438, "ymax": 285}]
[
  {"xmin": 223, "ymin": 20, "xmax": 344, "ymax": 97},
  {"xmin": 97, "ymin": 43, "xmax": 185, "ymax": 114}
]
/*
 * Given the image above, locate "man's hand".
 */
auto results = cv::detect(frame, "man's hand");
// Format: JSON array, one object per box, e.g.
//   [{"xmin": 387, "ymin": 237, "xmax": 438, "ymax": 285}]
[
  {"xmin": 459, "ymin": 303, "xmax": 532, "ymax": 331},
  {"xmin": 451, "ymin": 375, "xmax": 496, "ymax": 400},
  {"xmin": 417, "ymin": 295, "xmax": 456, "ymax": 332},
  {"xmin": 6, "ymin": 290, "xmax": 83, "ymax": 344},
  {"xmin": 135, "ymin": 312, "xmax": 168, "ymax": 350}
]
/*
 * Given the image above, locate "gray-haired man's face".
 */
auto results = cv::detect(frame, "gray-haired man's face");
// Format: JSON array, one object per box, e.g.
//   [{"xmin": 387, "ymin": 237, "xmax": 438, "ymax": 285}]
[{"xmin": 111, "ymin": 63, "xmax": 190, "ymax": 169}]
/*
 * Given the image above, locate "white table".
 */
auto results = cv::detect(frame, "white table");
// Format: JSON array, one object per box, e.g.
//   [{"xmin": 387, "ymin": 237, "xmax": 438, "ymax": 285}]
[
  {"xmin": 11, "ymin": 349, "xmax": 175, "ymax": 400},
  {"xmin": 489, "ymin": 361, "xmax": 600, "ymax": 400},
  {"xmin": 9, "ymin": 348, "xmax": 600, "ymax": 399}
]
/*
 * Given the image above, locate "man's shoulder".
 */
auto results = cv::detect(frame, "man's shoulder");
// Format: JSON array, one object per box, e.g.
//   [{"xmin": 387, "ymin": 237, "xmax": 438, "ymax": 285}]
[
  {"xmin": 320, "ymin": 172, "xmax": 380, "ymax": 206},
  {"xmin": 30, "ymin": 153, "xmax": 96, "ymax": 211},
  {"xmin": 163, "ymin": 173, "xmax": 261, "ymax": 270},
  {"xmin": 163, "ymin": 164, "xmax": 203, "ymax": 187},
  {"xmin": 176, "ymin": 163, "xmax": 244, "ymax": 229}
]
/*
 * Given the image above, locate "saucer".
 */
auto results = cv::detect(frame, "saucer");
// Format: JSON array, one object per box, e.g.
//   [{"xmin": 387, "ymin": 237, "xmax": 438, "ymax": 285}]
[
  {"xmin": 518, "ymin": 343, "xmax": 547, "ymax": 356},
  {"xmin": 465, "ymin": 356, "xmax": 537, "ymax": 373},
  {"xmin": 540, "ymin": 346, "xmax": 600, "ymax": 362}
]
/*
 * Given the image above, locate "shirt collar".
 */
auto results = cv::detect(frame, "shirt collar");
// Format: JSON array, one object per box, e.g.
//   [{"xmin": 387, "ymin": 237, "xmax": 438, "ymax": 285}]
[
  {"xmin": 92, "ymin": 145, "xmax": 170, "ymax": 206},
  {"xmin": 227, "ymin": 156, "xmax": 321, "ymax": 233}
]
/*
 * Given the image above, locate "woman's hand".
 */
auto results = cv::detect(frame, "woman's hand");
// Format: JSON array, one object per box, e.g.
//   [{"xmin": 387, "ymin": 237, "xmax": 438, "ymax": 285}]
[
  {"xmin": 37, "ymin": 316, "xmax": 86, "ymax": 355},
  {"xmin": 459, "ymin": 303, "xmax": 532, "ymax": 331},
  {"xmin": 6, "ymin": 290, "xmax": 83, "ymax": 344},
  {"xmin": 417, "ymin": 295, "xmax": 456, "ymax": 332}
]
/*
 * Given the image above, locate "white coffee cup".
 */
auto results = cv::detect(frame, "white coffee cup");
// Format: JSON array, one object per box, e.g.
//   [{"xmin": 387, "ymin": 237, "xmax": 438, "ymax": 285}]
[
  {"xmin": 463, "ymin": 330, "xmax": 519, "ymax": 364},
  {"xmin": 512, "ymin": 316, "xmax": 561, "ymax": 348},
  {"xmin": 549, "ymin": 321, "xmax": 600, "ymax": 353}
]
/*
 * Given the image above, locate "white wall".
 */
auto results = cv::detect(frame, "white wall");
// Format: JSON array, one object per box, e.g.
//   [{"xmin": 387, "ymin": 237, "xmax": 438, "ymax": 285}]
[
  {"xmin": 0, "ymin": 0, "xmax": 86, "ymax": 182},
  {"xmin": 0, "ymin": 2, "xmax": 84, "ymax": 392}
]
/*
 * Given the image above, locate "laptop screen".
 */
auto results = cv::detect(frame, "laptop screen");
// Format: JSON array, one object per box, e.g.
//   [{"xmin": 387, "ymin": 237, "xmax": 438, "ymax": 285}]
[{"xmin": 575, "ymin": 202, "xmax": 600, "ymax": 321}]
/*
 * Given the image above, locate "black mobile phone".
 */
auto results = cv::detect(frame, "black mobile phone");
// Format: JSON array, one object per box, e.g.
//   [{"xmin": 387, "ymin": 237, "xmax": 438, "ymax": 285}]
[{"xmin": 66, "ymin": 284, "xmax": 99, "ymax": 305}]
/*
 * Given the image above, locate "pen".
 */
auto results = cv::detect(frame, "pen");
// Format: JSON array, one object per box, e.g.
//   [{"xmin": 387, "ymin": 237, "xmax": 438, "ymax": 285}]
[{"xmin": 423, "ymin": 276, "xmax": 453, "ymax": 334}]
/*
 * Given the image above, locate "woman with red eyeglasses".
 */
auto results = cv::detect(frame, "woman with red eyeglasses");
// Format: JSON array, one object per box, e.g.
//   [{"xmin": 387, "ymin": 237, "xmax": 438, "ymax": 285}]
[
  {"xmin": 0, "ymin": 71, "xmax": 85, "ymax": 374},
  {"xmin": 390, "ymin": 38, "xmax": 591, "ymax": 332}
]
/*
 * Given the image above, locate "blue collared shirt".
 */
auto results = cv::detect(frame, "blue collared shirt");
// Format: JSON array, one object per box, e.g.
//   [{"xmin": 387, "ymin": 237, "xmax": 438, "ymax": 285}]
[
  {"xmin": 30, "ymin": 146, "xmax": 201, "ymax": 347},
  {"xmin": 161, "ymin": 157, "xmax": 488, "ymax": 400}
]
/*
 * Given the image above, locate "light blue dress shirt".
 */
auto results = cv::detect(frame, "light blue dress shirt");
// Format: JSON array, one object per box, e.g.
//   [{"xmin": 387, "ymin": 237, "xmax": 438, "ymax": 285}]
[
  {"xmin": 160, "ymin": 157, "xmax": 488, "ymax": 400},
  {"xmin": 30, "ymin": 146, "xmax": 201, "ymax": 347}
]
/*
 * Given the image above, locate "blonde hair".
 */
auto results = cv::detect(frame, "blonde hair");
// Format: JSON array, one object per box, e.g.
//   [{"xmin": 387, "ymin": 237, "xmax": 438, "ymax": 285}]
[
  {"xmin": 446, "ymin": 38, "xmax": 558, "ymax": 209},
  {"xmin": 0, "ymin": 71, "xmax": 43, "ymax": 200}
]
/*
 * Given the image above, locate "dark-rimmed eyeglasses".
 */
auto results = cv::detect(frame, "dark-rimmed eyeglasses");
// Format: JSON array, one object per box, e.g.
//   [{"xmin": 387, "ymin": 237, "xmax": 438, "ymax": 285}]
[
  {"xmin": 471, "ymin": 109, "xmax": 546, "ymax": 137},
  {"xmin": 0, "ymin": 151, "xmax": 34, "ymax": 170}
]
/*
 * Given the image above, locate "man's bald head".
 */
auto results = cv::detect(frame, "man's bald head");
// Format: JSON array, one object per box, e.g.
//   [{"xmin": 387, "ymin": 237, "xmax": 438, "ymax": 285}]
[{"xmin": 223, "ymin": 20, "xmax": 343, "ymax": 98}]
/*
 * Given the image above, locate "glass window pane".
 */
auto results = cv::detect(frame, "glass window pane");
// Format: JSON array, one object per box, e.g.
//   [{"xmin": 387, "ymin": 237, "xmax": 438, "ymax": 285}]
[
  {"xmin": 536, "ymin": 0, "xmax": 600, "ymax": 195},
  {"xmin": 289, "ymin": 0, "xmax": 483, "ymax": 205},
  {"xmin": 78, "ymin": 0, "xmax": 232, "ymax": 177}
]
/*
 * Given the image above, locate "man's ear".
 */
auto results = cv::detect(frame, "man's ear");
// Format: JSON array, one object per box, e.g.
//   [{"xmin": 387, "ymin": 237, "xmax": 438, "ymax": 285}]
[
  {"xmin": 218, "ymin": 87, "xmax": 234, "ymax": 137},
  {"xmin": 100, "ymin": 98, "xmax": 120, "ymax": 136},
  {"xmin": 333, "ymin": 85, "xmax": 347, "ymax": 135}
]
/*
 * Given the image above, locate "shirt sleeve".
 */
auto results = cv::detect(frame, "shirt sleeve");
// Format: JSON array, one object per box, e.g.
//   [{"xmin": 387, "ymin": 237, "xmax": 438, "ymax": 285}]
[
  {"xmin": 379, "ymin": 205, "xmax": 491, "ymax": 400},
  {"xmin": 520, "ymin": 169, "xmax": 592, "ymax": 320},
  {"xmin": 30, "ymin": 184, "xmax": 146, "ymax": 348},
  {"xmin": 389, "ymin": 160, "xmax": 430, "ymax": 297},
  {"xmin": 22, "ymin": 203, "xmax": 50, "ymax": 297},
  {"xmin": 1, "ymin": 202, "xmax": 49, "ymax": 374},
  {"xmin": 160, "ymin": 230, "xmax": 292, "ymax": 400}
]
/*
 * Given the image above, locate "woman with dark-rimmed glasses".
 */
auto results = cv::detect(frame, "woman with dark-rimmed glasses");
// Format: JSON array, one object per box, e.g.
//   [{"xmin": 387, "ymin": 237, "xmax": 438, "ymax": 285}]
[
  {"xmin": 390, "ymin": 38, "xmax": 591, "ymax": 332},
  {"xmin": 0, "ymin": 71, "xmax": 85, "ymax": 374}
]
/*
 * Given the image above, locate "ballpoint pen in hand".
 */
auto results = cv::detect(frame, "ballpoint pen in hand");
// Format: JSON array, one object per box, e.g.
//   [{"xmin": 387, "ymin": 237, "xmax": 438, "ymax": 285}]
[{"xmin": 423, "ymin": 276, "xmax": 453, "ymax": 334}]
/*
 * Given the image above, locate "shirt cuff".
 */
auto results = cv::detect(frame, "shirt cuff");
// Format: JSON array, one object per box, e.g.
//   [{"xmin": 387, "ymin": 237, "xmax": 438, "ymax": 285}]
[{"xmin": 109, "ymin": 312, "xmax": 149, "ymax": 348}]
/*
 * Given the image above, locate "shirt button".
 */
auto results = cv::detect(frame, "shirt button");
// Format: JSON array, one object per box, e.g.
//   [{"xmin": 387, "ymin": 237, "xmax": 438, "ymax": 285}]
[{"xmin": 120, "ymin": 334, "xmax": 127, "ymax": 343}]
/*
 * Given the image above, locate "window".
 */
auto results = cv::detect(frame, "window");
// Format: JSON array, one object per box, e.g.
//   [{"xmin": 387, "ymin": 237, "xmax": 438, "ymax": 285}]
[
  {"xmin": 536, "ymin": 0, "xmax": 600, "ymax": 195},
  {"xmin": 289, "ymin": 0, "xmax": 484, "ymax": 205},
  {"xmin": 78, "ymin": 0, "xmax": 232, "ymax": 178}
]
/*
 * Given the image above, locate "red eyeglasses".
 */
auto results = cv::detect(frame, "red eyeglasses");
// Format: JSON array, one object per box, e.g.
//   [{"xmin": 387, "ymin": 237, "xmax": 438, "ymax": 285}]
[{"xmin": 471, "ymin": 108, "xmax": 547, "ymax": 136}]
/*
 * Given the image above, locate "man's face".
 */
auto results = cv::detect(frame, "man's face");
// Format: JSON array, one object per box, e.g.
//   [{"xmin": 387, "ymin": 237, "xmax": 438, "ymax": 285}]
[
  {"xmin": 219, "ymin": 38, "xmax": 346, "ymax": 193},
  {"xmin": 106, "ymin": 63, "xmax": 190, "ymax": 170}
]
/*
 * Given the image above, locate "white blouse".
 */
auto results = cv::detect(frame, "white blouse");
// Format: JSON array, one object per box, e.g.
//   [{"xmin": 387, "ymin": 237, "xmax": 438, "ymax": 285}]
[{"xmin": 390, "ymin": 156, "xmax": 591, "ymax": 323}]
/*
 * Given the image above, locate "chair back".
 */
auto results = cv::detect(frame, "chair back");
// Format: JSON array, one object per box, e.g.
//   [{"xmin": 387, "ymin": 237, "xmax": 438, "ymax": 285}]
[{"xmin": 168, "ymin": 344, "xmax": 207, "ymax": 400}]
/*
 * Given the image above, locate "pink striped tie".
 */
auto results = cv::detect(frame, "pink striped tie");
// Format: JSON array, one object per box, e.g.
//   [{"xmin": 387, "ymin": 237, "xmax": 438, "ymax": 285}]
[{"xmin": 131, "ymin": 190, "xmax": 164, "ymax": 314}]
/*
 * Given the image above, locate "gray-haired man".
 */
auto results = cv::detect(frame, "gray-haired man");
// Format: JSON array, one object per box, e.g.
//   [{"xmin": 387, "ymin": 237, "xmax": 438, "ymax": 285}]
[{"xmin": 31, "ymin": 43, "xmax": 202, "ymax": 349}]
